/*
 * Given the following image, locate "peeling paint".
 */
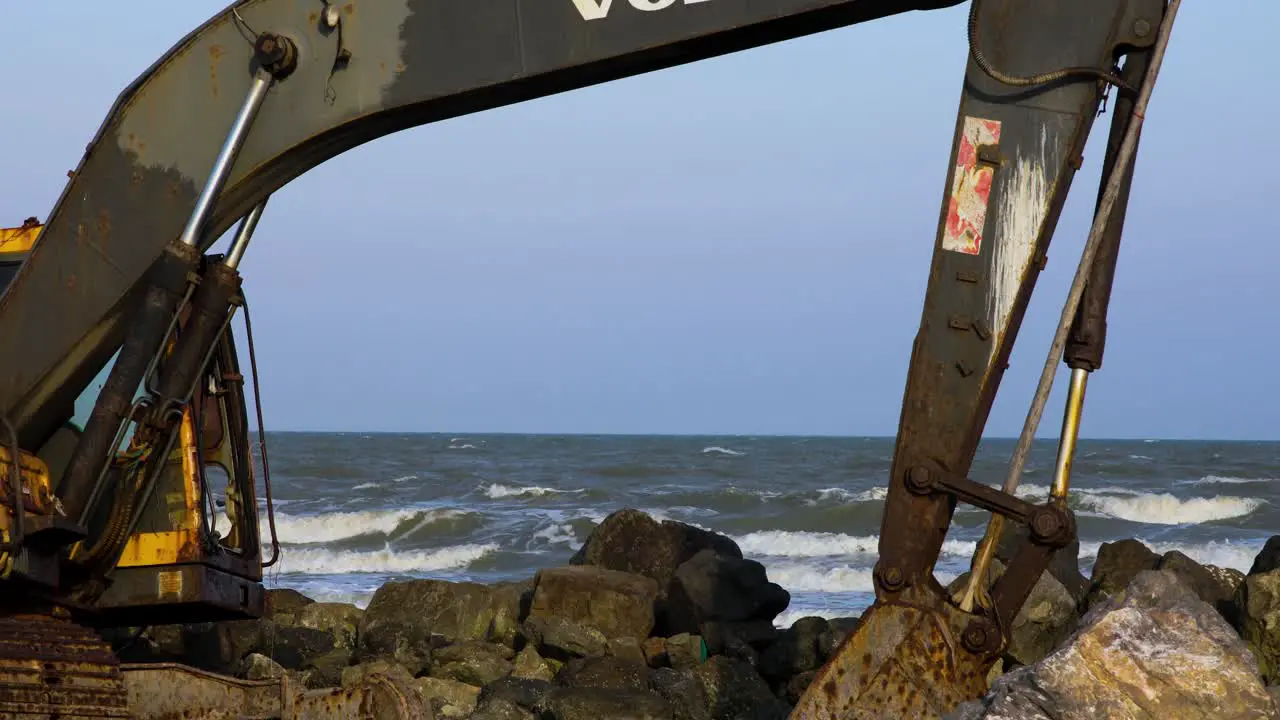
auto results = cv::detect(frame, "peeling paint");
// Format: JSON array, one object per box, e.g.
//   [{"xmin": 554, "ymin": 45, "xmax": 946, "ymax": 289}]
[
  {"xmin": 943, "ymin": 117, "xmax": 1001, "ymax": 256},
  {"xmin": 987, "ymin": 128, "xmax": 1050, "ymax": 338}
]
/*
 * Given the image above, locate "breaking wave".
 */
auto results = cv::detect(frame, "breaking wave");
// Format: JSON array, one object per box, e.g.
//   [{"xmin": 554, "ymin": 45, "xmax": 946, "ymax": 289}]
[
  {"xmin": 273, "ymin": 542, "xmax": 497, "ymax": 575},
  {"xmin": 734, "ymin": 530, "xmax": 976, "ymax": 559},
  {"xmin": 1079, "ymin": 492, "xmax": 1261, "ymax": 525},
  {"xmin": 481, "ymin": 484, "xmax": 585, "ymax": 499},
  {"xmin": 269, "ymin": 508, "xmax": 469, "ymax": 544}
]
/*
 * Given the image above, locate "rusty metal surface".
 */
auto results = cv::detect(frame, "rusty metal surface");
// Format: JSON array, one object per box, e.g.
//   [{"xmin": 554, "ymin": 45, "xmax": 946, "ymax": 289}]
[
  {"xmin": 791, "ymin": 0, "xmax": 1166, "ymax": 716},
  {"xmin": 0, "ymin": 613, "xmax": 131, "ymax": 719},
  {"xmin": 0, "ymin": 0, "xmax": 982, "ymax": 447},
  {"xmin": 121, "ymin": 662, "xmax": 428, "ymax": 720},
  {"xmin": 789, "ymin": 584, "xmax": 993, "ymax": 719},
  {"xmin": 875, "ymin": 0, "xmax": 1164, "ymax": 599},
  {"xmin": 286, "ymin": 675, "xmax": 429, "ymax": 720}
]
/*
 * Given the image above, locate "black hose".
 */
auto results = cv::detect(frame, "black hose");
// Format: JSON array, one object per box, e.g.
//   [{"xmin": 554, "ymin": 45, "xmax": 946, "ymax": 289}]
[{"xmin": 968, "ymin": 0, "xmax": 1135, "ymax": 93}]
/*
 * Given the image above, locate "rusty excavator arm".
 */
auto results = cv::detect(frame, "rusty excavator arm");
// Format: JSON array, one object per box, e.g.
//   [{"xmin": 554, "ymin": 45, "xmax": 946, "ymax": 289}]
[{"xmin": 0, "ymin": 0, "xmax": 1179, "ymax": 717}]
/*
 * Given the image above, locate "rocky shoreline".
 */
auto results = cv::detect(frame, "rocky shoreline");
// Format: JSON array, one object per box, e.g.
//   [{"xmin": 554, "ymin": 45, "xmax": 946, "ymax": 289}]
[{"xmin": 110, "ymin": 508, "xmax": 1280, "ymax": 719}]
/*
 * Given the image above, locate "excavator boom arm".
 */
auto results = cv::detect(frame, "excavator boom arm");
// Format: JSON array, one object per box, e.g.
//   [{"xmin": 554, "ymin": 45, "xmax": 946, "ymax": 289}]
[
  {"xmin": 0, "ymin": 1, "xmax": 1180, "ymax": 718},
  {"xmin": 0, "ymin": 0, "xmax": 966, "ymax": 445}
]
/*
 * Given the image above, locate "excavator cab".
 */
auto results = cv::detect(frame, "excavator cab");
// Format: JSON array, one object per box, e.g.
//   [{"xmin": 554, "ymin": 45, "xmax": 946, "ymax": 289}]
[{"xmin": 0, "ymin": 219, "xmax": 266, "ymax": 627}]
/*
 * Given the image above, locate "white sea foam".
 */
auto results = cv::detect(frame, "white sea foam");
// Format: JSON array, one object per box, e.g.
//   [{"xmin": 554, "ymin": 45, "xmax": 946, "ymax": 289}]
[
  {"xmin": 702, "ymin": 446, "xmax": 744, "ymax": 456},
  {"xmin": 734, "ymin": 530, "xmax": 976, "ymax": 559},
  {"xmin": 269, "ymin": 508, "xmax": 465, "ymax": 544},
  {"xmin": 482, "ymin": 483, "xmax": 584, "ymax": 499},
  {"xmin": 1188, "ymin": 475, "xmax": 1276, "ymax": 486},
  {"xmin": 767, "ymin": 564, "xmax": 876, "ymax": 593},
  {"xmin": 766, "ymin": 561, "xmax": 958, "ymax": 593},
  {"xmin": 1079, "ymin": 492, "xmax": 1261, "ymax": 524},
  {"xmin": 1079, "ymin": 538, "xmax": 1263, "ymax": 573},
  {"xmin": 273, "ymin": 542, "xmax": 496, "ymax": 575},
  {"xmin": 772, "ymin": 608, "xmax": 853, "ymax": 628}
]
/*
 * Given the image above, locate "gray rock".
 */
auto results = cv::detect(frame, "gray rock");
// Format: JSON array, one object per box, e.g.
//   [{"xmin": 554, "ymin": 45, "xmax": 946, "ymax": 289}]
[
  {"xmin": 523, "ymin": 615, "xmax": 608, "ymax": 660},
  {"xmin": 512, "ymin": 644, "xmax": 555, "ymax": 681},
  {"xmin": 415, "ymin": 676, "xmax": 481, "ymax": 718},
  {"xmin": 297, "ymin": 602, "xmax": 362, "ymax": 651},
  {"xmin": 693, "ymin": 655, "xmax": 789, "ymax": 720},
  {"xmin": 1082, "ymin": 538, "xmax": 1160, "ymax": 611},
  {"xmin": 757, "ymin": 616, "xmax": 826, "ymax": 684},
  {"xmin": 650, "ymin": 667, "xmax": 711, "ymax": 720},
  {"xmin": 669, "ymin": 550, "xmax": 790, "ymax": 631},
  {"xmin": 570, "ymin": 508, "xmax": 743, "ymax": 635},
  {"xmin": 529, "ymin": 566, "xmax": 659, "ymax": 641},
  {"xmin": 817, "ymin": 617, "xmax": 859, "ymax": 661},
  {"xmin": 237, "ymin": 652, "xmax": 284, "ymax": 680},
  {"xmin": 471, "ymin": 697, "xmax": 536, "ymax": 720},
  {"xmin": 429, "ymin": 640, "xmax": 514, "ymax": 686},
  {"xmin": 479, "ymin": 676, "xmax": 553, "ymax": 710},
  {"xmin": 956, "ymin": 569, "xmax": 1278, "ymax": 720},
  {"xmin": 1235, "ymin": 569, "xmax": 1280, "ymax": 684},
  {"xmin": 1158, "ymin": 550, "xmax": 1241, "ymax": 622},
  {"xmin": 341, "ymin": 658, "xmax": 415, "ymax": 688},
  {"xmin": 608, "ymin": 637, "xmax": 649, "ymax": 666},
  {"xmin": 357, "ymin": 579, "xmax": 512, "ymax": 672},
  {"xmin": 537, "ymin": 687, "xmax": 674, "ymax": 720},
  {"xmin": 555, "ymin": 655, "xmax": 649, "ymax": 691},
  {"xmin": 665, "ymin": 633, "xmax": 706, "ymax": 671},
  {"xmin": 1251, "ymin": 537, "xmax": 1280, "ymax": 576}
]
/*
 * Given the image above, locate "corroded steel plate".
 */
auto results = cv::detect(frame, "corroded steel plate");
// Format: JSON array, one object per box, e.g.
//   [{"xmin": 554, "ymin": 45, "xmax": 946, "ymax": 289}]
[{"xmin": 791, "ymin": 585, "xmax": 994, "ymax": 719}]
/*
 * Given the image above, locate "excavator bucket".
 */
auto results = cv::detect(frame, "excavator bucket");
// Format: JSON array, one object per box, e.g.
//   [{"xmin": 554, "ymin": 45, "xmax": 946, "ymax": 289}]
[{"xmin": 790, "ymin": 586, "xmax": 993, "ymax": 718}]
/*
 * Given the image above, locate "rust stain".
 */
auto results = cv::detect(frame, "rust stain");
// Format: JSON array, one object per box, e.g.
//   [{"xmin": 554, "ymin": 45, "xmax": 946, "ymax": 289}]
[
  {"xmin": 209, "ymin": 44, "xmax": 224, "ymax": 98},
  {"xmin": 309, "ymin": 10, "xmax": 319, "ymax": 24},
  {"xmin": 96, "ymin": 211, "xmax": 111, "ymax": 247},
  {"xmin": 343, "ymin": 3, "xmax": 354, "ymax": 15}
]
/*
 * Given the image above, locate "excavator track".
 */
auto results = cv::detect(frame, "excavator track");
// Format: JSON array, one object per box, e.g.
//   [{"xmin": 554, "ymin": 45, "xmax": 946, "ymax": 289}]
[{"xmin": 0, "ymin": 614, "xmax": 131, "ymax": 719}]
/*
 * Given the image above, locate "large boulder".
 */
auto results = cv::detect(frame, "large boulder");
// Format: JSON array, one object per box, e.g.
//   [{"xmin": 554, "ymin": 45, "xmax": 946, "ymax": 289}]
[
  {"xmin": 1157, "ymin": 550, "xmax": 1243, "ymax": 623},
  {"xmin": 1234, "ymin": 569, "xmax": 1280, "ymax": 685},
  {"xmin": 358, "ymin": 578, "xmax": 529, "ymax": 672},
  {"xmin": 522, "ymin": 616, "xmax": 608, "ymax": 660},
  {"xmin": 528, "ymin": 566, "xmax": 659, "ymax": 641},
  {"xmin": 536, "ymin": 687, "xmax": 673, "ymax": 719},
  {"xmin": 692, "ymin": 655, "xmax": 790, "ymax": 720},
  {"xmin": 571, "ymin": 509, "xmax": 743, "ymax": 634},
  {"xmin": 1081, "ymin": 538, "xmax": 1161, "ymax": 611},
  {"xmin": 757, "ymin": 616, "xmax": 827, "ymax": 688},
  {"xmin": 429, "ymin": 641, "xmax": 515, "ymax": 687},
  {"xmin": 948, "ymin": 569, "xmax": 1278, "ymax": 720},
  {"xmin": 1250, "ymin": 537, "xmax": 1280, "ymax": 575},
  {"xmin": 668, "ymin": 550, "xmax": 790, "ymax": 633}
]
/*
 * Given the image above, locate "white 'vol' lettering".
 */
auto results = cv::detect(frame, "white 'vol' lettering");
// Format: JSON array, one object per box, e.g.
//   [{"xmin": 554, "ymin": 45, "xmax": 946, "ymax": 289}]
[{"xmin": 570, "ymin": 0, "xmax": 711, "ymax": 21}]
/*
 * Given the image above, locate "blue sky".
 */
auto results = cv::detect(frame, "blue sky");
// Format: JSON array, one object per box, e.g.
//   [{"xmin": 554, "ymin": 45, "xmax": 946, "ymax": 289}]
[{"xmin": 2, "ymin": 2, "xmax": 1277, "ymax": 439}]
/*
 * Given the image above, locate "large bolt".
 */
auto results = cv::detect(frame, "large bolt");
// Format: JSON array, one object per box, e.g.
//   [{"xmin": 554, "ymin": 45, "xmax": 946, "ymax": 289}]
[
  {"xmin": 1029, "ymin": 506, "xmax": 1069, "ymax": 546},
  {"xmin": 962, "ymin": 624, "xmax": 988, "ymax": 653},
  {"xmin": 254, "ymin": 32, "xmax": 298, "ymax": 79},
  {"xmin": 1134, "ymin": 18, "xmax": 1152, "ymax": 37},
  {"xmin": 876, "ymin": 563, "xmax": 906, "ymax": 592},
  {"xmin": 905, "ymin": 466, "xmax": 933, "ymax": 495}
]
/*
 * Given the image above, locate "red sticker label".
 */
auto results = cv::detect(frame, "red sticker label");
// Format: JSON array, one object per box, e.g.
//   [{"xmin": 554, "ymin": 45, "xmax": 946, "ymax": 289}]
[{"xmin": 943, "ymin": 117, "xmax": 1001, "ymax": 255}]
